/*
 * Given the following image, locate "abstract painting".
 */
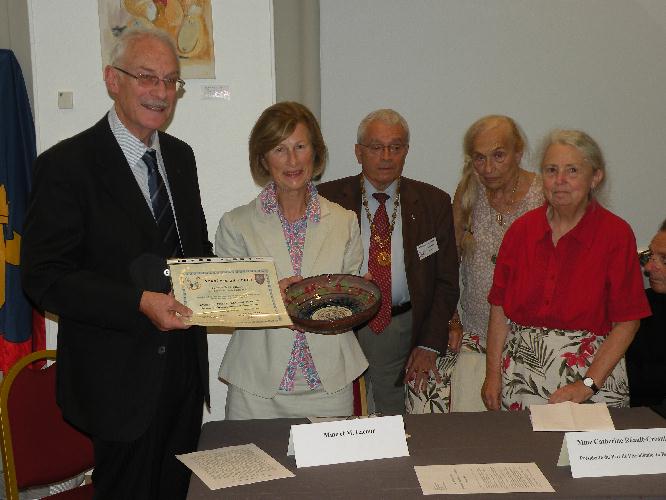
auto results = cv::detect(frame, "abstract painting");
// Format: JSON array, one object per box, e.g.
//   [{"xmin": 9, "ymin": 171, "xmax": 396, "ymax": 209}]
[{"xmin": 98, "ymin": 0, "xmax": 215, "ymax": 79}]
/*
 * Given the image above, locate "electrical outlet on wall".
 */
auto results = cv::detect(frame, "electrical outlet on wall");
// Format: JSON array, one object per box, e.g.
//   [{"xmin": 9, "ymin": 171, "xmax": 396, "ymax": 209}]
[{"xmin": 57, "ymin": 91, "xmax": 73, "ymax": 109}]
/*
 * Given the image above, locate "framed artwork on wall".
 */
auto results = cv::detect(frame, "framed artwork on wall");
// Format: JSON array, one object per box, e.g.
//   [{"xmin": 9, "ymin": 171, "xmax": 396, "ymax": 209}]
[{"xmin": 98, "ymin": 0, "xmax": 215, "ymax": 79}]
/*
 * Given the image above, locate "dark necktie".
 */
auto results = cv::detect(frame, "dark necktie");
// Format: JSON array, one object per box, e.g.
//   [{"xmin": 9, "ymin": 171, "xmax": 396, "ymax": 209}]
[
  {"xmin": 368, "ymin": 192, "xmax": 392, "ymax": 333},
  {"xmin": 143, "ymin": 150, "xmax": 182, "ymax": 258}
]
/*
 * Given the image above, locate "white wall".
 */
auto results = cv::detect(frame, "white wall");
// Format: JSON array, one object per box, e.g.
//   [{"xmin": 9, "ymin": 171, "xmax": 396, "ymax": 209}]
[
  {"xmin": 1, "ymin": 0, "xmax": 34, "ymax": 108},
  {"xmin": 0, "ymin": 0, "xmax": 9, "ymax": 48},
  {"xmin": 320, "ymin": 0, "xmax": 666, "ymax": 247},
  {"xmin": 27, "ymin": 0, "xmax": 275, "ymax": 421},
  {"xmin": 273, "ymin": 0, "xmax": 320, "ymax": 118}
]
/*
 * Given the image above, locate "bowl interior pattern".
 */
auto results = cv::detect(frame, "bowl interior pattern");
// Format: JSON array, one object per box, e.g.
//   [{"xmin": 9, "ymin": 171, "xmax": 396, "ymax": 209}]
[{"xmin": 285, "ymin": 274, "xmax": 381, "ymax": 334}]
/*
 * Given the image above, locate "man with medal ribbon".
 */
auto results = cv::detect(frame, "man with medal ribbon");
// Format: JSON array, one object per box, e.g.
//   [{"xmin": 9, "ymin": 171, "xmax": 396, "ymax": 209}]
[{"xmin": 319, "ymin": 109, "xmax": 459, "ymax": 415}]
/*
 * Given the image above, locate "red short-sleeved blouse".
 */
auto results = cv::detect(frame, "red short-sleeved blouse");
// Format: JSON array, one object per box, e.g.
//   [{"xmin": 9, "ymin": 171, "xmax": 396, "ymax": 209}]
[{"xmin": 488, "ymin": 201, "xmax": 650, "ymax": 336}]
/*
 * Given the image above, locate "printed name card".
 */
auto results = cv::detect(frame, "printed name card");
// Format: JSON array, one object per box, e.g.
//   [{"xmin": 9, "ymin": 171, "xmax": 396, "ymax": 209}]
[
  {"xmin": 291, "ymin": 415, "xmax": 409, "ymax": 468},
  {"xmin": 565, "ymin": 428, "xmax": 666, "ymax": 478},
  {"xmin": 417, "ymin": 237, "xmax": 439, "ymax": 260}
]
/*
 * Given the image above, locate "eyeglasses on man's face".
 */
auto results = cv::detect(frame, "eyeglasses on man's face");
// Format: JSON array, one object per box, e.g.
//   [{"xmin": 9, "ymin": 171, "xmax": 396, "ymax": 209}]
[
  {"xmin": 639, "ymin": 249, "xmax": 666, "ymax": 268},
  {"xmin": 358, "ymin": 143, "xmax": 408, "ymax": 156},
  {"xmin": 113, "ymin": 66, "xmax": 185, "ymax": 91}
]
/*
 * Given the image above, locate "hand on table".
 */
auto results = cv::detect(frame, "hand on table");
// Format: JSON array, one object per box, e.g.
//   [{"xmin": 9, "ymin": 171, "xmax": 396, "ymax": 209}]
[{"xmin": 548, "ymin": 380, "xmax": 594, "ymax": 404}]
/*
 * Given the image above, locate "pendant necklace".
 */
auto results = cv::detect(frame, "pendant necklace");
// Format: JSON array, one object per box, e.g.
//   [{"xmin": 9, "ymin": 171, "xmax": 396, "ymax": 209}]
[
  {"xmin": 361, "ymin": 175, "xmax": 401, "ymax": 267},
  {"xmin": 494, "ymin": 171, "xmax": 520, "ymax": 227},
  {"xmin": 491, "ymin": 172, "xmax": 520, "ymax": 263}
]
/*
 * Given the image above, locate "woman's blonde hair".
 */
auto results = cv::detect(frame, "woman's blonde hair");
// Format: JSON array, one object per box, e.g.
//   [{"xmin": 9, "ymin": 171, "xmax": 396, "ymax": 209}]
[
  {"xmin": 458, "ymin": 115, "xmax": 527, "ymax": 258},
  {"xmin": 249, "ymin": 102, "xmax": 327, "ymax": 186}
]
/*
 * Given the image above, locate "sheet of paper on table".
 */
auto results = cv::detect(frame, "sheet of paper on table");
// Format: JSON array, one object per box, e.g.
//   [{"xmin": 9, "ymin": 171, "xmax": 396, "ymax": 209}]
[
  {"xmin": 414, "ymin": 463, "xmax": 555, "ymax": 495},
  {"xmin": 176, "ymin": 443, "xmax": 294, "ymax": 490},
  {"xmin": 168, "ymin": 257, "xmax": 292, "ymax": 328},
  {"xmin": 530, "ymin": 401, "xmax": 615, "ymax": 431}
]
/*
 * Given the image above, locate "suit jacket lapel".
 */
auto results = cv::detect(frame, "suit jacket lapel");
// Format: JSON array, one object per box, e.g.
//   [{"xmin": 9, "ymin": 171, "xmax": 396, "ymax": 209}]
[
  {"xmin": 347, "ymin": 174, "xmax": 363, "ymax": 226},
  {"xmin": 254, "ymin": 201, "xmax": 294, "ymax": 277},
  {"xmin": 93, "ymin": 118, "xmax": 158, "ymax": 243},
  {"xmin": 400, "ymin": 177, "xmax": 422, "ymax": 272},
  {"xmin": 300, "ymin": 197, "xmax": 331, "ymax": 277},
  {"xmin": 160, "ymin": 134, "xmax": 192, "ymax": 250}
]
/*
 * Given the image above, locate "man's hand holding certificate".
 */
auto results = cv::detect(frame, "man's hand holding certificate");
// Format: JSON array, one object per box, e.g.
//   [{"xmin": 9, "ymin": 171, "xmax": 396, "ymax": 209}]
[{"xmin": 168, "ymin": 257, "xmax": 293, "ymax": 328}]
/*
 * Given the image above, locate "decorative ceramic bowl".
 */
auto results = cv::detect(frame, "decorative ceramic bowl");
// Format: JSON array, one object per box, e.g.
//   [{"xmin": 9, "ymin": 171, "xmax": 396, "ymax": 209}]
[{"xmin": 284, "ymin": 274, "xmax": 381, "ymax": 334}]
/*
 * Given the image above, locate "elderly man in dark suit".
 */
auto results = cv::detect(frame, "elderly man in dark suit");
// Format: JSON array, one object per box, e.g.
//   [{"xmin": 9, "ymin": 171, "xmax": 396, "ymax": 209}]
[
  {"xmin": 627, "ymin": 219, "xmax": 666, "ymax": 408},
  {"xmin": 22, "ymin": 28, "xmax": 212, "ymax": 500},
  {"xmin": 318, "ymin": 109, "xmax": 459, "ymax": 415}
]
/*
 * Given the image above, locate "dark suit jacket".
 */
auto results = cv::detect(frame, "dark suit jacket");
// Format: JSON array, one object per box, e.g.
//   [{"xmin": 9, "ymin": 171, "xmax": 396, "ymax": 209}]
[
  {"xmin": 318, "ymin": 174, "xmax": 459, "ymax": 352},
  {"xmin": 626, "ymin": 288, "xmax": 666, "ymax": 407},
  {"xmin": 21, "ymin": 116, "xmax": 213, "ymax": 442}
]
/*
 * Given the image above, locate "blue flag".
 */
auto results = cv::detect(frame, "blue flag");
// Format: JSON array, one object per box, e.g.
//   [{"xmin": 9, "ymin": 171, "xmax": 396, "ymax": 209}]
[{"xmin": 0, "ymin": 49, "xmax": 44, "ymax": 372}]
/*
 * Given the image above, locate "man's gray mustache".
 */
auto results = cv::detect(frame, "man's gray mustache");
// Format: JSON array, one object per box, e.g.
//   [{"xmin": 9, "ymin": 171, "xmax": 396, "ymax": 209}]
[{"xmin": 142, "ymin": 100, "xmax": 169, "ymax": 110}]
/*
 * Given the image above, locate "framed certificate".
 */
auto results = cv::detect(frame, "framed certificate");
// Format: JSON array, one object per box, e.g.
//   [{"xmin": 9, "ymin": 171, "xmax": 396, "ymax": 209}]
[{"xmin": 167, "ymin": 257, "xmax": 292, "ymax": 328}]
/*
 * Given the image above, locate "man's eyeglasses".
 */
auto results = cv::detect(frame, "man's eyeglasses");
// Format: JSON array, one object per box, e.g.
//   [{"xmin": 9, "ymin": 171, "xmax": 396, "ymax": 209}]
[
  {"xmin": 358, "ymin": 143, "xmax": 408, "ymax": 156},
  {"xmin": 639, "ymin": 249, "xmax": 666, "ymax": 267},
  {"xmin": 113, "ymin": 66, "xmax": 185, "ymax": 91}
]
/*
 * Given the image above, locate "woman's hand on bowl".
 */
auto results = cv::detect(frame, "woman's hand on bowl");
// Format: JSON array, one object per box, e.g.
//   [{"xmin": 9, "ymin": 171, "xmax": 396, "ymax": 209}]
[
  {"xmin": 280, "ymin": 275, "xmax": 305, "ymax": 332},
  {"xmin": 279, "ymin": 275, "xmax": 303, "ymax": 302}
]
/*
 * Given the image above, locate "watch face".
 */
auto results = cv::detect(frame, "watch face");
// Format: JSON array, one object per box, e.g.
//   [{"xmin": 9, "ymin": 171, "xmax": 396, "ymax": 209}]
[{"xmin": 583, "ymin": 377, "xmax": 599, "ymax": 393}]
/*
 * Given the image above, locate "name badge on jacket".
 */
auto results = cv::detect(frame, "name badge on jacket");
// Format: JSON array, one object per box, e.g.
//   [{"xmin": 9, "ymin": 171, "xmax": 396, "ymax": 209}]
[{"xmin": 417, "ymin": 237, "xmax": 438, "ymax": 260}]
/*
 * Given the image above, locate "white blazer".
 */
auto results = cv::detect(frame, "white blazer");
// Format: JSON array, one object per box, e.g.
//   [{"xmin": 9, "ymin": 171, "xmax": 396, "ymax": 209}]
[{"xmin": 215, "ymin": 194, "xmax": 368, "ymax": 398}]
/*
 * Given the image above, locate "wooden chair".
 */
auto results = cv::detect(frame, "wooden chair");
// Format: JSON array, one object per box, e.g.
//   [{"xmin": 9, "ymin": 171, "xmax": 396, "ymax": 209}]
[
  {"xmin": 352, "ymin": 375, "xmax": 369, "ymax": 416},
  {"xmin": 0, "ymin": 350, "xmax": 94, "ymax": 499}
]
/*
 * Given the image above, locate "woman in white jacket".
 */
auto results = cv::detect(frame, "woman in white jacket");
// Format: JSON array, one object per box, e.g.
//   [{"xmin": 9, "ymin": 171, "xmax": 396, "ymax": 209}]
[{"xmin": 215, "ymin": 102, "xmax": 368, "ymax": 420}]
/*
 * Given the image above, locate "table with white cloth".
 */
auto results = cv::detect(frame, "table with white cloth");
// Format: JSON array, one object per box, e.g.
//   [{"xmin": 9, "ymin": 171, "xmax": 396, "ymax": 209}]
[{"xmin": 187, "ymin": 407, "xmax": 666, "ymax": 499}]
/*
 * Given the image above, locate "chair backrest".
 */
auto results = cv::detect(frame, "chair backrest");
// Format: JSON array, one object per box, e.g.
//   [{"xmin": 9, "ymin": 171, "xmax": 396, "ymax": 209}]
[{"xmin": 0, "ymin": 350, "xmax": 94, "ymax": 500}]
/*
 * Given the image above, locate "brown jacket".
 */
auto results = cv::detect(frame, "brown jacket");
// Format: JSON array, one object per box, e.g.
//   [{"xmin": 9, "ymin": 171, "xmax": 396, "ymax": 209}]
[{"xmin": 318, "ymin": 174, "xmax": 459, "ymax": 352}]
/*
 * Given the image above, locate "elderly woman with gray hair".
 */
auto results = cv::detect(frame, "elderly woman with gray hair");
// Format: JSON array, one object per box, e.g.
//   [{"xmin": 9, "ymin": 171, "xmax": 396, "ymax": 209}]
[{"xmin": 482, "ymin": 129, "xmax": 650, "ymax": 411}]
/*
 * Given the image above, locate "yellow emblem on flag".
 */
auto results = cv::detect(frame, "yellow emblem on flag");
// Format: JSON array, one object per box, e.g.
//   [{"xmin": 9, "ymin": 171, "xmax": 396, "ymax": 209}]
[{"xmin": 0, "ymin": 184, "xmax": 22, "ymax": 308}]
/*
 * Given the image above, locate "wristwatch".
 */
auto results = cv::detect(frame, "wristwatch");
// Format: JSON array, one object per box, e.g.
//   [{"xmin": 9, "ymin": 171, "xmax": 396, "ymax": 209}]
[{"xmin": 582, "ymin": 376, "xmax": 600, "ymax": 394}]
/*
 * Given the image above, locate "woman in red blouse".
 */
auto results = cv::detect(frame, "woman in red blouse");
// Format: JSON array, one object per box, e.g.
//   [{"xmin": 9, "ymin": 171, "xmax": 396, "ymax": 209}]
[{"xmin": 482, "ymin": 130, "xmax": 651, "ymax": 410}]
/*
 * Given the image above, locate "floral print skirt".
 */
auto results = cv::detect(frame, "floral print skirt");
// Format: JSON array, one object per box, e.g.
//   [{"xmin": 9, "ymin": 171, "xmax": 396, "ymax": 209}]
[
  {"xmin": 405, "ymin": 333, "xmax": 486, "ymax": 414},
  {"xmin": 405, "ymin": 349, "xmax": 457, "ymax": 414},
  {"xmin": 501, "ymin": 323, "xmax": 629, "ymax": 411}
]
